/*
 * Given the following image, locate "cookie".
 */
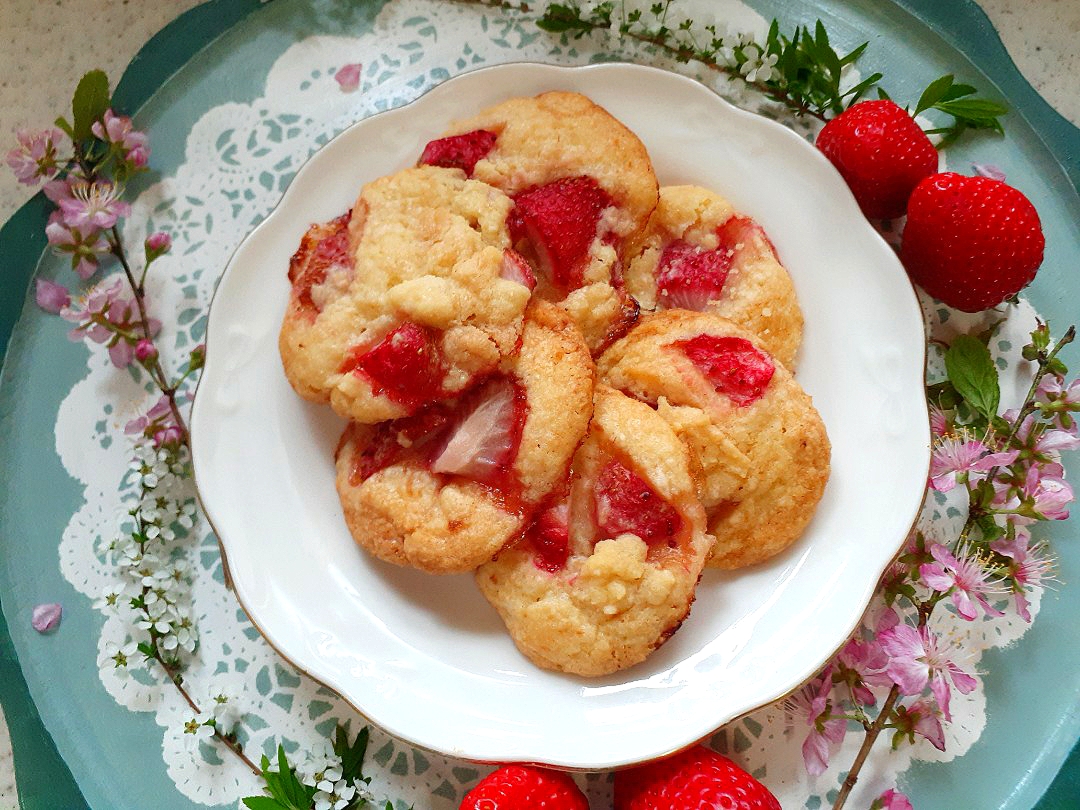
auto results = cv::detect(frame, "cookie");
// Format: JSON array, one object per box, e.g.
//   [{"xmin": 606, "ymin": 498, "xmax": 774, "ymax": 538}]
[
  {"xmin": 420, "ymin": 91, "xmax": 660, "ymax": 353},
  {"xmin": 334, "ymin": 301, "xmax": 593, "ymax": 574},
  {"xmin": 279, "ymin": 165, "xmax": 532, "ymax": 423},
  {"xmin": 624, "ymin": 185, "xmax": 803, "ymax": 368},
  {"xmin": 474, "ymin": 385, "xmax": 711, "ymax": 676},
  {"xmin": 598, "ymin": 310, "xmax": 830, "ymax": 569}
]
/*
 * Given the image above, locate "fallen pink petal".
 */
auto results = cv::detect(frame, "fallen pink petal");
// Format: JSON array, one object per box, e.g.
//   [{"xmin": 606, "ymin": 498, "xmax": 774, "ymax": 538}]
[
  {"xmin": 35, "ymin": 278, "xmax": 70, "ymax": 313},
  {"xmin": 32, "ymin": 602, "xmax": 63, "ymax": 633},
  {"xmin": 335, "ymin": 62, "xmax": 363, "ymax": 92}
]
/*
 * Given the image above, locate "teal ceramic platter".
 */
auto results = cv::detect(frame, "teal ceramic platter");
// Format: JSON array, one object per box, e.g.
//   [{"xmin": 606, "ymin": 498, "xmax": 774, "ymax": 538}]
[{"xmin": 0, "ymin": 1, "xmax": 1077, "ymax": 808}]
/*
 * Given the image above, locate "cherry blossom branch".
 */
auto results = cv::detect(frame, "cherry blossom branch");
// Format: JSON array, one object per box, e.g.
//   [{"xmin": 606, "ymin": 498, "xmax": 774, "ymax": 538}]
[{"xmin": 832, "ymin": 685, "xmax": 901, "ymax": 810}]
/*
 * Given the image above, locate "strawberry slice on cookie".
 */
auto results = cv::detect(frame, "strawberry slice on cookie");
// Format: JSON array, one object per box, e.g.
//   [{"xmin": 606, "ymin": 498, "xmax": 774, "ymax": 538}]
[{"xmin": 624, "ymin": 185, "xmax": 803, "ymax": 369}]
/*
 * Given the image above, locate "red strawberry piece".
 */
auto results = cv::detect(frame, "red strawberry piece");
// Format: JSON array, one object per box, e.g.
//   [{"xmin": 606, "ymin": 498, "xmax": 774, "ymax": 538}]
[
  {"xmin": 900, "ymin": 172, "xmax": 1045, "ymax": 311},
  {"xmin": 594, "ymin": 459, "xmax": 681, "ymax": 544},
  {"xmin": 509, "ymin": 176, "xmax": 612, "ymax": 292},
  {"xmin": 287, "ymin": 212, "xmax": 352, "ymax": 316},
  {"xmin": 418, "ymin": 129, "xmax": 498, "ymax": 176},
  {"xmin": 816, "ymin": 99, "xmax": 938, "ymax": 220},
  {"xmin": 347, "ymin": 404, "xmax": 453, "ymax": 485},
  {"xmin": 339, "ymin": 321, "xmax": 446, "ymax": 410},
  {"xmin": 674, "ymin": 334, "xmax": 775, "ymax": 407},
  {"xmin": 655, "ymin": 239, "xmax": 732, "ymax": 311},
  {"xmin": 529, "ymin": 502, "xmax": 571, "ymax": 573},
  {"xmin": 460, "ymin": 765, "xmax": 589, "ymax": 810},
  {"xmin": 500, "ymin": 248, "xmax": 537, "ymax": 291},
  {"xmin": 429, "ymin": 377, "xmax": 528, "ymax": 490},
  {"xmin": 613, "ymin": 745, "xmax": 781, "ymax": 810}
]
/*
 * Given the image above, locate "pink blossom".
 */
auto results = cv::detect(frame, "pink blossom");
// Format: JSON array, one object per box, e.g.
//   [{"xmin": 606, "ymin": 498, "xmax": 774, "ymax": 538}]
[
  {"xmin": 873, "ymin": 788, "xmax": 914, "ymax": 810},
  {"xmin": 901, "ymin": 697, "xmax": 946, "ymax": 751},
  {"xmin": 31, "ymin": 603, "xmax": 62, "ymax": 633},
  {"xmin": 1007, "ymin": 409, "xmax": 1080, "ymax": 455},
  {"xmin": 57, "ymin": 181, "xmax": 131, "ymax": 231},
  {"xmin": 929, "ymin": 435, "xmax": 1018, "ymax": 492},
  {"xmin": 125, "ymin": 394, "xmax": 173, "ymax": 436},
  {"xmin": 920, "ymin": 543, "xmax": 1005, "ymax": 620},
  {"xmin": 35, "ymin": 278, "xmax": 70, "ymax": 313},
  {"xmin": 44, "ymin": 212, "xmax": 109, "ymax": 280},
  {"xmin": 1022, "ymin": 464, "xmax": 1072, "ymax": 521},
  {"xmin": 6, "ymin": 127, "xmax": 64, "ymax": 185},
  {"xmin": 785, "ymin": 666, "xmax": 845, "ymax": 776},
  {"xmin": 838, "ymin": 635, "xmax": 892, "ymax": 704},
  {"xmin": 878, "ymin": 623, "xmax": 978, "ymax": 720},
  {"xmin": 928, "ymin": 404, "xmax": 949, "ymax": 438},
  {"xmin": 91, "ymin": 109, "xmax": 150, "ymax": 167},
  {"xmin": 334, "ymin": 62, "xmax": 363, "ymax": 92},
  {"xmin": 60, "ymin": 276, "xmax": 159, "ymax": 368},
  {"xmin": 993, "ymin": 532, "xmax": 1056, "ymax": 621}
]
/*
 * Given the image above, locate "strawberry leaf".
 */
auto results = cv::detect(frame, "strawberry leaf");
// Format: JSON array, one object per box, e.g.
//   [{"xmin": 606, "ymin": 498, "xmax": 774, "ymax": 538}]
[
  {"xmin": 944, "ymin": 335, "xmax": 1000, "ymax": 421},
  {"xmin": 914, "ymin": 74, "xmax": 956, "ymax": 116}
]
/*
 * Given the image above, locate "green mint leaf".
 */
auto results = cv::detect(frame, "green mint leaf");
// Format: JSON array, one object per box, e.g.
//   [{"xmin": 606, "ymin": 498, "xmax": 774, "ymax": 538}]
[
  {"xmin": 71, "ymin": 70, "xmax": 111, "ymax": 143},
  {"xmin": 941, "ymin": 82, "xmax": 977, "ymax": 101},
  {"xmin": 944, "ymin": 335, "xmax": 1000, "ymax": 420},
  {"xmin": 914, "ymin": 74, "xmax": 954, "ymax": 116}
]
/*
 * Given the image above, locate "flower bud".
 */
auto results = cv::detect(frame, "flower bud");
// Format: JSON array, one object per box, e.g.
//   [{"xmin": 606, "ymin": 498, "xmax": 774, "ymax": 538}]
[
  {"xmin": 135, "ymin": 339, "xmax": 158, "ymax": 364},
  {"xmin": 144, "ymin": 231, "xmax": 172, "ymax": 263}
]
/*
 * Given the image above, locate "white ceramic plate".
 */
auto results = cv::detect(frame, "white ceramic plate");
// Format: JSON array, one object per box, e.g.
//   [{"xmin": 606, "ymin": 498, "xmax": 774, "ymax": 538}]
[{"xmin": 190, "ymin": 62, "xmax": 930, "ymax": 769}]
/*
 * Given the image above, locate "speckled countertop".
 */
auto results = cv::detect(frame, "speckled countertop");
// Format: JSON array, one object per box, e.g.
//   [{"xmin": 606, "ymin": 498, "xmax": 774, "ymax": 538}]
[{"xmin": 0, "ymin": 0, "xmax": 1077, "ymax": 806}]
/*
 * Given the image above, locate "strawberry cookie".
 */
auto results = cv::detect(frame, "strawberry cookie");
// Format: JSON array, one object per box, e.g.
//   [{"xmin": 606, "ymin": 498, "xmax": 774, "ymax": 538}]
[
  {"xmin": 598, "ymin": 310, "xmax": 830, "ymax": 569},
  {"xmin": 279, "ymin": 165, "xmax": 533, "ymax": 423},
  {"xmin": 475, "ymin": 385, "xmax": 711, "ymax": 676},
  {"xmin": 419, "ymin": 91, "xmax": 659, "ymax": 353},
  {"xmin": 334, "ymin": 302, "xmax": 593, "ymax": 574},
  {"xmin": 624, "ymin": 185, "xmax": 803, "ymax": 368}
]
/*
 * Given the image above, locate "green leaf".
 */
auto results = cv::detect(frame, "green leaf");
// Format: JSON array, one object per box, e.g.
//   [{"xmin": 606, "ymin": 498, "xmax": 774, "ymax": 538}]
[
  {"xmin": 944, "ymin": 335, "xmax": 1000, "ymax": 420},
  {"xmin": 242, "ymin": 798, "xmax": 289, "ymax": 810},
  {"xmin": 934, "ymin": 98, "xmax": 1008, "ymax": 132},
  {"xmin": 535, "ymin": 4, "xmax": 592, "ymax": 33},
  {"xmin": 914, "ymin": 74, "xmax": 954, "ymax": 116},
  {"xmin": 257, "ymin": 746, "xmax": 316, "ymax": 810},
  {"xmin": 71, "ymin": 70, "xmax": 111, "ymax": 143},
  {"xmin": 54, "ymin": 116, "xmax": 75, "ymax": 139},
  {"xmin": 334, "ymin": 724, "xmax": 370, "ymax": 784}
]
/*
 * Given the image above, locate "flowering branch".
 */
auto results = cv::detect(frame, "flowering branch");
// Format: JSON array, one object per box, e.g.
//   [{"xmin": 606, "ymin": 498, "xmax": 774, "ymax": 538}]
[
  {"xmin": 783, "ymin": 322, "xmax": 1078, "ymax": 809},
  {"xmin": 461, "ymin": 0, "xmax": 1006, "ymax": 138}
]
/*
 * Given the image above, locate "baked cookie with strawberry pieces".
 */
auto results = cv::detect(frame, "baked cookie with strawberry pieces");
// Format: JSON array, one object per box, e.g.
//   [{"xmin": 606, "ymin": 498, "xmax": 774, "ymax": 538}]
[
  {"xmin": 474, "ymin": 384, "xmax": 711, "ymax": 676},
  {"xmin": 624, "ymin": 185, "xmax": 803, "ymax": 369},
  {"xmin": 334, "ymin": 301, "xmax": 593, "ymax": 574},
  {"xmin": 419, "ymin": 91, "xmax": 659, "ymax": 353},
  {"xmin": 279, "ymin": 165, "xmax": 534, "ymax": 423},
  {"xmin": 598, "ymin": 310, "xmax": 830, "ymax": 569}
]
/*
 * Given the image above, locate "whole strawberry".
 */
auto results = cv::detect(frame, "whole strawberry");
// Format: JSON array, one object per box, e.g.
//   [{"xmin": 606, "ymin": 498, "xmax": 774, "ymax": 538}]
[
  {"xmin": 900, "ymin": 172, "xmax": 1044, "ymax": 311},
  {"xmin": 613, "ymin": 746, "xmax": 780, "ymax": 810},
  {"xmin": 460, "ymin": 764, "xmax": 589, "ymax": 810},
  {"xmin": 816, "ymin": 99, "xmax": 938, "ymax": 219}
]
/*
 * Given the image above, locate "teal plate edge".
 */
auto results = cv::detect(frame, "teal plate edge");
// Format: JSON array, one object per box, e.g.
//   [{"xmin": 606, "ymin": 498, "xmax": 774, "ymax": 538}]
[
  {"xmin": 0, "ymin": 4, "xmax": 265, "ymax": 809},
  {"xmin": 0, "ymin": 1, "xmax": 1076, "ymax": 808}
]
